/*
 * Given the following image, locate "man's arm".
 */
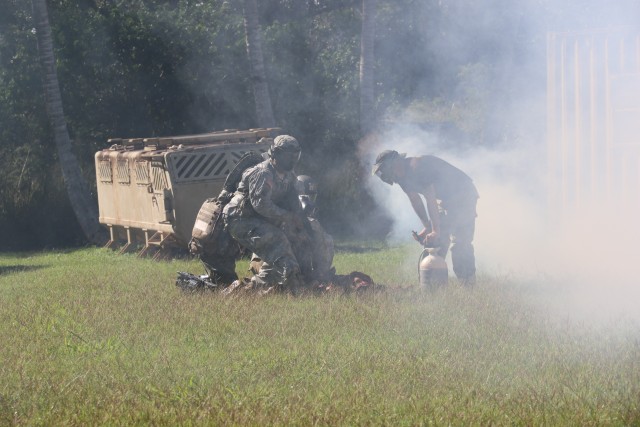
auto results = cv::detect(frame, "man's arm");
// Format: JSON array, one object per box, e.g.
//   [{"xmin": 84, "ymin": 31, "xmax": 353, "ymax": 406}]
[
  {"xmin": 248, "ymin": 169, "xmax": 289, "ymax": 221},
  {"xmin": 422, "ymin": 183, "xmax": 440, "ymax": 237},
  {"xmin": 405, "ymin": 191, "xmax": 431, "ymax": 231},
  {"xmin": 405, "ymin": 184, "xmax": 440, "ymax": 241}
]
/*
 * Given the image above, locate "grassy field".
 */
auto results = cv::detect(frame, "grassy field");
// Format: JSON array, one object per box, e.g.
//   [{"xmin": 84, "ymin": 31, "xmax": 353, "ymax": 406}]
[{"xmin": 0, "ymin": 244, "xmax": 638, "ymax": 425}]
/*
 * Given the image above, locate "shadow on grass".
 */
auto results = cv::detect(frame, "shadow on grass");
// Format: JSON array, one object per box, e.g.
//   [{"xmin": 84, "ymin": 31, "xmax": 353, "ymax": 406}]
[{"xmin": 0, "ymin": 265, "xmax": 48, "ymax": 276}]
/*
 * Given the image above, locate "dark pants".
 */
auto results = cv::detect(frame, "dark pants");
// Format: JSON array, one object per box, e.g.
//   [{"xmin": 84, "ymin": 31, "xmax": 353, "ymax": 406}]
[
  {"xmin": 438, "ymin": 197, "xmax": 477, "ymax": 283},
  {"xmin": 200, "ymin": 251, "xmax": 238, "ymax": 285},
  {"xmin": 197, "ymin": 227, "xmax": 240, "ymax": 285}
]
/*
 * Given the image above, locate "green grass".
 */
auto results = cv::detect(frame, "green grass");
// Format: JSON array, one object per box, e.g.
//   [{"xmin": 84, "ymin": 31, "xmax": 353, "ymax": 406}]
[{"xmin": 0, "ymin": 245, "xmax": 638, "ymax": 425}]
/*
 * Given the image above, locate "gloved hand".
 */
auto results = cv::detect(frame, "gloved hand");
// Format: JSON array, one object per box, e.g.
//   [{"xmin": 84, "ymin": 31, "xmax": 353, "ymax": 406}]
[
  {"xmin": 282, "ymin": 212, "xmax": 305, "ymax": 232},
  {"xmin": 188, "ymin": 237, "xmax": 202, "ymax": 255}
]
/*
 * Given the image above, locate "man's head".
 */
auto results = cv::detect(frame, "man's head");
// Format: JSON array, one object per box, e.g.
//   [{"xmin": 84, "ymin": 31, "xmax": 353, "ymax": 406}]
[
  {"xmin": 372, "ymin": 149, "xmax": 405, "ymax": 185},
  {"xmin": 269, "ymin": 135, "xmax": 301, "ymax": 172}
]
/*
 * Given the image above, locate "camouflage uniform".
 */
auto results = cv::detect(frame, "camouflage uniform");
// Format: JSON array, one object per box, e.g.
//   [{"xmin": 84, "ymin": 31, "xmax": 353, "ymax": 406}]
[
  {"xmin": 223, "ymin": 159, "xmax": 308, "ymax": 289},
  {"xmin": 248, "ymin": 177, "xmax": 335, "ymax": 282}
]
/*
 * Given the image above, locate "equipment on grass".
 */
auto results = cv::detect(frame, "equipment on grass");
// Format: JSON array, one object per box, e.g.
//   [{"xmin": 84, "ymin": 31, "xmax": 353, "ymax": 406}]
[
  {"xmin": 418, "ymin": 248, "xmax": 448, "ymax": 290},
  {"xmin": 413, "ymin": 230, "xmax": 448, "ymax": 289},
  {"xmin": 175, "ymin": 271, "xmax": 218, "ymax": 292}
]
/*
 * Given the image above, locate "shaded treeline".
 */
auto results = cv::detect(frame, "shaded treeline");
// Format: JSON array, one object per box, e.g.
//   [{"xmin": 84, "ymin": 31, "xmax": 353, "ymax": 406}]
[{"xmin": 0, "ymin": 0, "xmax": 630, "ymax": 250}]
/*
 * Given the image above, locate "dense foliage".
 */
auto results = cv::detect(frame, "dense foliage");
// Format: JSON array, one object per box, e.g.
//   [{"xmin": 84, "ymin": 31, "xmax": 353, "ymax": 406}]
[{"xmin": 0, "ymin": 0, "xmax": 636, "ymax": 249}]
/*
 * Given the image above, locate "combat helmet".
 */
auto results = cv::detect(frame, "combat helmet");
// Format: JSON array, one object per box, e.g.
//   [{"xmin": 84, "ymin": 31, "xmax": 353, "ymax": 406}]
[
  {"xmin": 269, "ymin": 135, "xmax": 300, "ymax": 156},
  {"xmin": 269, "ymin": 135, "xmax": 301, "ymax": 172}
]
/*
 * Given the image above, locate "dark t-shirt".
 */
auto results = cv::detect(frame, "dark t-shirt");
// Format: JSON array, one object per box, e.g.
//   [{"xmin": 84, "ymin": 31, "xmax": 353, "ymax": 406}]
[{"xmin": 397, "ymin": 155, "xmax": 478, "ymax": 207}]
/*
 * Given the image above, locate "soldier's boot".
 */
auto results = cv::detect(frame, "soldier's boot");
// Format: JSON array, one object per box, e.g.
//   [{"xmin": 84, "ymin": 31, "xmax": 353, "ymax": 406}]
[
  {"xmin": 244, "ymin": 275, "xmax": 278, "ymax": 295},
  {"xmin": 257, "ymin": 285, "xmax": 275, "ymax": 296},
  {"xmin": 285, "ymin": 270, "xmax": 308, "ymax": 295},
  {"xmin": 249, "ymin": 255, "xmax": 263, "ymax": 276},
  {"xmin": 221, "ymin": 277, "xmax": 252, "ymax": 296}
]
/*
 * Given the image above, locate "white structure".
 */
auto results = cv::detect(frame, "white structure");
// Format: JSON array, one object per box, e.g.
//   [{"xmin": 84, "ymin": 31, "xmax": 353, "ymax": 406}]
[{"xmin": 547, "ymin": 28, "xmax": 640, "ymax": 214}]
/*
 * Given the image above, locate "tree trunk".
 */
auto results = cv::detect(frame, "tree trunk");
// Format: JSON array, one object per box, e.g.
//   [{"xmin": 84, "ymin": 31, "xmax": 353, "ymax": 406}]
[
  {"xmin": 242, "ymin": 0, "xmax": 276, "ymax": 128},
  {"xmin": 359, "ymin": 0, "xmax": 376, "ymax": 135},
  {"xmin": 32, "ymin": 0, "xmax": 104, "ymax": 245}
]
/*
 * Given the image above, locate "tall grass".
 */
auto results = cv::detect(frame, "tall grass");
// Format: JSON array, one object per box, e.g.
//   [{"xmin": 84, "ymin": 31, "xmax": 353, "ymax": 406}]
[{"xmin": 0, "ymin": 245, "xmax": 638, "ymax": 425}]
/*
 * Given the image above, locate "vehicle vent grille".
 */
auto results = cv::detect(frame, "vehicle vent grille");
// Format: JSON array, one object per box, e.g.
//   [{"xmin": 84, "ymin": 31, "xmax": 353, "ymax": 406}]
[
  {"xmin": 152, "ymin": 165, "xmax": 168, "ymax": 190},
  {"xmin": 116, "ymin": 159, "xmax": 130, "ymax": 184},
  {"xmin": 135, "ymin": 161, "xmax": 150, "ymax": 185},
  {"xmin": 98, "ymin": 160, "xmax": 112, "ymax": 183},
  {"xmin": 170, "ymin": 150, "xmax": 263, "ymax": 182}
]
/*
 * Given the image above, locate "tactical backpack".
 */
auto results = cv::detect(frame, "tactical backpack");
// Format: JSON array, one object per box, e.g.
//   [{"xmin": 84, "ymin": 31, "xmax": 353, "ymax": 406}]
[{"xmin": 190, "ymin": 197, "xmax": 225, "ymax": 253}]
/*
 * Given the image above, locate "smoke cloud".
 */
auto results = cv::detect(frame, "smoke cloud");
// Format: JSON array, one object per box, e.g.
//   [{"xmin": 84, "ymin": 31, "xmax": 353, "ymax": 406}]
[
  {"xmin": 360, "ymin": 0, "xmax": 640, "ymax": 324},
  {"xmin": 362, "ymin": 125, "xmax": 640, "ymax": 323}
]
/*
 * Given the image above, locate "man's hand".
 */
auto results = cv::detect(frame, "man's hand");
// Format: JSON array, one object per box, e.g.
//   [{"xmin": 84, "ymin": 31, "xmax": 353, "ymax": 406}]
[
  {"xmin": 412, "ymin": 228, "xmax": 433, "ymax": 246},
  {"xmin": 291, "ymin": 212, "xmax": 305, "ymax": 230},
  {"xmin": 188, "ymin": 237, "xmax": 202, "ymax": 255},
  {"xmin": 416, "ymin": 228, "xmax": 429, "ymax": 240},
  {"xmin": 282, "ymin": 212, "xmax": 305, "ymax": 233},
  {"xmin": 412, "ymin": 228, "xmax": 440, "ymax": 247},
  {"xmin": 425, "ymin": 231, "xmax": 440, "ymax": 247}
]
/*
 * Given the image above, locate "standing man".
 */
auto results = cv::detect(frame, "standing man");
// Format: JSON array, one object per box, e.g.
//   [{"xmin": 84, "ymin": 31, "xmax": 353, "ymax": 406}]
[
  {"xmin": 223, "ymin": 135, "xmax": 311, "ymax": 291},
  {"xmin": 372, "ymin": 150, "xmax": 479, "ymax": 284}
]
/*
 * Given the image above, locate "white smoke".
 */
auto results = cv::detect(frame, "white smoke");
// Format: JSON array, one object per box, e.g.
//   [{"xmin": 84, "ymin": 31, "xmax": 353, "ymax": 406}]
[
  {"xmin": 361, "ymin": 124, "xmax": 640, "ymax": 323},
  {"xmin": 358, "ymin": 0, "xmax": 640, "ymax": 324}
]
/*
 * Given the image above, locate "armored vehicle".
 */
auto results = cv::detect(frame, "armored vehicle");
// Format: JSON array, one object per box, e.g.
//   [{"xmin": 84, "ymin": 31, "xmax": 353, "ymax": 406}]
[{"xmin": 94, "ymin": 128, "xmax": 278, "ymax": 257}]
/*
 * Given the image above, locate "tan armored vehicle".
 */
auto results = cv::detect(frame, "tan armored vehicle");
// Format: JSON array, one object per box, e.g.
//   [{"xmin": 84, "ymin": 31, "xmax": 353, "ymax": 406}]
[{"xmin": 94, "ymin": 128, "xmax": 279, "ymax": 257}]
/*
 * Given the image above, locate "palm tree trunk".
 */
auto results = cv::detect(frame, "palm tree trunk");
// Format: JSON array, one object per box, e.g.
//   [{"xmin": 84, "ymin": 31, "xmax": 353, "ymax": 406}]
[
  {"xmin": 359, "ymin": 0, "xmax": 376, "ymax": 135},
  {"xmin": 32, "ymin": 0, "xmax": 104, "ymax": 245},
  {"xmin": 242, "ymin": 0, "xmax": 276, "ymax": 128}
]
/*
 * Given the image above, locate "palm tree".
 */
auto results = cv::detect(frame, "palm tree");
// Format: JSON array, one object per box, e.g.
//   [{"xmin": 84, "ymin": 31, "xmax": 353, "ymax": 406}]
[
  {"xmin": 32, "ymin": 0, "xmax": 104, "ymax": 244},
  {"xmin": 359, "ymin": 0, "xmax": 376, "ymax": 135},
  {"xmin": 242, "ymin": 0, "xmax": 276, "ymax": 128}
]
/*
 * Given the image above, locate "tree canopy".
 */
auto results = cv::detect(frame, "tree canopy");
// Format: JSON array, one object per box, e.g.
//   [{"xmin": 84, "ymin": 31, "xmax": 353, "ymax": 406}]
[{"xmin": 0, "ymin": 0, "xmax": 636, "ymax": 249}]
